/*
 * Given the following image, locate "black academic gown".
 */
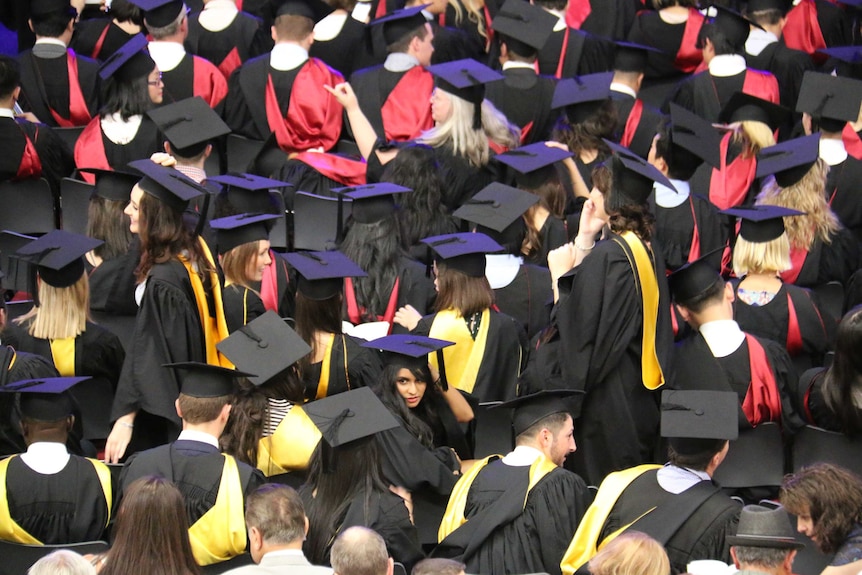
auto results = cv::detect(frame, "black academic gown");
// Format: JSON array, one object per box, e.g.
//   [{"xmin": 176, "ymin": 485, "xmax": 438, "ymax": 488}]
[
  {"xmin": 627, "ymin": 11, "xmax": 697, "ymax": 82},
  {"xmin": 744, "ymin": 40, "xmax": 812, "ymax": 112},
  {"xmin": 537, "ymin": 26, "xmax": 614, "ymax": 79},
  {"xmin": 493, "ymin": 263, "xmax": 553, "ymax": 340},
  {"xmin": 785, "ymin": 231, "xmax": 862, "ymax": 288},
  {"xmin": 667, "ymin": 68, "xmax": 779, "ymax": 123},
  {"xmin": 159, "ymin": 52, "xmax": 228, "ymax": 107},
  {"xmin": 575, "ymin": 0, "xmax": 638, "ymax": 41},
  {"xmin": 310, "ymin": 17, "xmax": 374, "ymax": 79},
  {"xmin": 435, "ymin": 145, "xmax": 500, "ymax": 211},
  {"xmin": 432, "ymin": 8, "xmax": 487, "ymax": 65},
  {"xmin": 222, "ymin": 284, "xmax": 266, "ymax": 333},
  {"xmin": 0, "ymin": 116, "xmax": 74, "ymax": 196},
  {"xmin": 349, "ymin": 64, "xmax": 434, "ymax": 143},
  {"xmin": 650, "ymin": 193, "xmax": 726, "ymax": 273},
  {"xmin": 74, "ymin": 115, "xmax": 163, "ymax": 178},
  {"xmin": 796, "ymin": 367, "xmax": 849, "ymax": 433},
  {"xmin": 87, "ymin": 242, "xmax": 141, "ymax": 317},
  {"xmin": 554, "ymin": 233, "xmax": 673, "ymax": 485},
  {"xmin": 484, "ymin": 67, "xmax": 557, "ymax": 145},
  {"xmin": 186, "ymin": 10, "xmax": 270, "ymax": 79},
  {"xmin": 301, "ymin": 334, "xmax": 384, "ymax": 401},
  {"xmin": 610, "ymin": 91, "xmax": 666, "ymax": 159},
  {"xmin": 826, "ymin": 155, "xmax": 862, "ymax": 241},
  {"xmin": 71, "ymin": 18, "xmax": 136, "ymax": 61}
]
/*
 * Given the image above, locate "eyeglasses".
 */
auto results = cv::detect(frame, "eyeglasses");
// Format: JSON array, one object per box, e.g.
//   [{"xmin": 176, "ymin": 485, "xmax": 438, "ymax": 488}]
[{"xmin": 147, "ymin": 74, "xmax": 163, "ymax": 87}]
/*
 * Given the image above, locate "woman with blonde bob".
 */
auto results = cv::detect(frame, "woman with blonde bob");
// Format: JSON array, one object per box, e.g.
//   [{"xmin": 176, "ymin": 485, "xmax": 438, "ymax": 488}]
[{"xmin": 588, "ymin": 532, "xmax": 671, "ymax": 575}]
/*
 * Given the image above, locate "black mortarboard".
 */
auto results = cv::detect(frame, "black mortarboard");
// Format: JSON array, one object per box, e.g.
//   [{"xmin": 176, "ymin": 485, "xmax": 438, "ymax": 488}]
[
  {"xmin": 495, "ymin": 142, "xmax": 573, "ymax": 189},
  {"xmin": 551, "ymin": 72, "xmax": 614, "ymax": 124},
  {"xmin": 334, "ymin": 183, "xmax": 412, "ymax": 225},
  {"xmin": 147, "ymin": 97, "xmax": 231, "ymax": 158},
  {"xmin": 614, "ymin": 41, "xmax": 662, "ymax": 73},
  {"xmin": 669, "ymin": 103, "xmax": 722, "ymax": 169},
  {"xmin": 216, "ymin": 311, "xmax": 311, "ymax": 386},
  {"xmin": 283, "ymin": 250, "xmax": 367, "ymax": 300},
  {"xmin": 796, "ymin": 71, "xmax": 862, "ymax": 125},
  {"xmin": 275, "ymin": 0, "xmax": 333, "ymax": 22},
  {"xmin": 660, "ymin": 389, "xmax": 738, "ymax": 455},
  {"xmin": 164, "ymin": 362, "xmax": 255, "ymax": 398},
  {"xmin": 721, "ymin": 205, "xmax": 805, "ymax": 242},
  {"xmin": 756, "ymin": 134, "xmax": 820, "ymax": 188},
  {"xmin": 668, "ymin": 247, "xmax": 725, "ymax": 304},
  {"xmin": 127, "ymin": 159, "xmax": 207, "ymax": 211},
  {"xmin": 130, "ymin": 0, "xmax": 185, "ymax": 27},
  {"xmin": 427, "ymin": 59, "xmax": 503, "ymax": 129},
  {"xmin": 15, "ymin": 231, "xmax": 103, "ymax": 288},
  {"xmin": 718, "ymin": 92, "xmax": 791, "ymax": 131},
  {"xmin": 372, "ymin": 5, "xmax": 429, "ymax": 45},
  {"xmin": 210, "ymin": 213, "xmax": 280, "ymax": 254},
  {"xmin": 494, "ymin": 390, "xmax": 582, "ymax": 437},
  {"xmin": 209, "ymin": 172, "xmax": 291, "ymax": 214},
  {"xmin": 604, "ymin": 140, "xmax": 676, "ymax": 209},
  {"xmin": 491, "ymin": 0, "xmax": 557, "ymax": 52},
  {"xmin": 745, "ymin": 0, "xmax": 791, "ymax": 13},
  {"xmin": 304, "ymin": 387, "xmax": 400, "ymax": 448},
  {"xmin": 30, "ymin": 0, "xmax": 76, "ymax": 19},
  {"xmin": 710, "ymin": 5, "xmax": 759, "ymax": 50},
  {"xmin": 77, "ymin": 168, "xmax": 140, "ymax": 202},
  {"xmin": 453, "ymin": 182, "xmax": 538, "ymax": 233},
  {"xmin": 293, "ymin": 192, "xmax": 351, "ymax": 251},
  {"xmin": 1, "ymin": 377, "xmax": 90, "ymax": 422},
  {"xmin": 98, "ymin": 34, "xmax": 154, "ymax": 81},
  {"xmin": 0, "ymin": 231, "xmax": 35, "ymax": 293},
  {"xmin": 363, "ymin": 334, "xmax": 454, "ymax": 390},
  {"xmin": 421, "ymin": 232, "xmax": 503, "ymax": 277}
]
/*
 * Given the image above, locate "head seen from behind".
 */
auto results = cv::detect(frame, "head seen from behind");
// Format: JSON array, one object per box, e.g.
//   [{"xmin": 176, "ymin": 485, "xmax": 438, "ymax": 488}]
[
  {"xmin": 245, "ymin": 484, "xmax": 309, "ymax": 563},
  {"xmin": 330, "ymin": 526, "xmax": 393, "ymax": 575}
]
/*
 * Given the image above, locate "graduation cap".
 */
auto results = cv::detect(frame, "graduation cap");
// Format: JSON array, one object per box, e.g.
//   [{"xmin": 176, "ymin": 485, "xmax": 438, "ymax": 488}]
[
  {"xmin": 551, "ymin": 72, "xmax": 614, "ymax": 124},
  {"xmin": 667, "ymin": 247, "xmax": 725, "ymax": 305},
  {"xmin": 709, "ymin": 5, "xmax": 760, "ymax": 50},
  {"xmin": 363, "ymin": 334, "xmax": 454, "ymax": 390},
  {"xmin": 604, "ymin": 140, "xmax": 676, "ymax": 209},
  {"xmin": 661, "ymin": 389, "xmax": 738, "ymax": 455},
  {"xmin": 718, "ymin": 92, "xmax": 791, "ymax": 131},
  {"xmin": 669, "ymin": 103, "xmax": 722, "ymax": 170},
  {"xmin": 421, "ymin": 232, "xmax": 504, "ymax": 278},
  {"xmin": 210, "ymin": 172, "xmax": 291, "ymax": 215},
  {"xmin": 98, "ymin": 34, "xmax": 154, "ymax": 81},
  {"xmin": 334, "ymin": 183, "xmax": 412, "ymax": 226},
  {"xmin": 127, "ymin": 159, "xmax": 207, "ymax": 212},
  {"xmin": 14, "ymin": 231, "xmax": 103, "ymax": 289},
  {"xmin": 275, "ymin": 0, "xmax": 334, "ymax": 22},
  {"xmin": 796, "ymin": 71, "xmax": 862, "ymax": 128},
  {"xmin": 372, "ymin": 5, "xmax": 430, "ymax": 45},
  {"xmin": 30, "ymin": 0, "xmax": 76, "ymax": 19},
  {"xmin": 491, "ymin": 0, "xmax": 557, "ymax": 53},
  {"xmin": 209, "ymin": 213, "xmax": 280, "ymax": 255},
  {"xmin": 756, "ymin": 134, "xmax": 820, "ymax": 188},
  {"xmin": 495, "ymin": 142, "xmax": 573, "ymax": 190},
  {"xmin": 614, "ymin": 41, "xmax": 663, "ymax": 74},
  {"xmin": 0, "ymin": 377, "xmax": 90, "ymax": 422},
  {"xmin": 427, "ymin": 59, "xmax": 503, "ymax": 130},
  {"xmin": 282, "ymin": 250, "xmax": 367, "ymax": 300},
  {"xmin": 164, "ymin": 362, "xmax": 255, "ymax": 398},
  {"xmin": 493, "ymin": 390, "xmax": 582, "ymax": 437},
  {"xmin": 453, "ymin": 182, "xmax": 537, "ymax": 254},
  {"xmin": 721, "ymin": 205, "xmax": 805, "ymax": 242},
  {"xmin": 76, "ymin": 168, "xmax": 140, "ymax": 202},
  {"xmin": 817, "ymin": 46, "xmax": 862, "ymax": 66},
  {"xmin": 147, "ymin": 97, "xmax": 232, "ymax": 158},
  {"xmin": 130, "ymin": 0, "xmax": 185, "ymax": 27},
  {"xmin": 216, "ymin": 310, "xmax": 311, "ymax": 386}
]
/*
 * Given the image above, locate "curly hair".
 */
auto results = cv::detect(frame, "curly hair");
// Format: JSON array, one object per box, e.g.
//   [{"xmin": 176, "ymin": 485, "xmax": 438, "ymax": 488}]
[
  {"xmin": 780, "ymin": 463, "xmax": 862, "ymax": 554},
  {"xmin": 552, "ymin": 99, "xmax": 617, "ymax": 157},
  {"xmin": 593, "ymin": 163, "xmax": 655, "ymax": 241}
]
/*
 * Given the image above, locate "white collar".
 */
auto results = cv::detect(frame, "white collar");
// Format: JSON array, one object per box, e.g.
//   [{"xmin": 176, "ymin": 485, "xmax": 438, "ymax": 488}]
[
  {"xmin": 543, "ymin": 8, "xmax": 566, "ymax": 32},
  {"xmin": 101, "ymin": 112, "xmax": 143, "ymax": 145},
  {"xmin": 198, "ymin": 0, "xmax": 238, "ymax": 32},
  {"xmin": 656, "ymin": 463, "xmax": 712, "ymax": 494},
  {"xmin": 20, "ymin": 442, "xmax": 71, "ymax": 475},
  {"xmin": 35, "ymin": 37, "xmax": 68, "ymax": 48},
  {"xmin": 708, "ymin": 54, "xmax": 747, "ymax": 77},
  {"xmin": 485, "ymin": 254, "xmax": 522, "ymax": 289},
  {"xmin": 270, "ymin": 43, "xmax": 309, "ymax": 71},
  {"xmin": 0, "ymin": 108, "xmax": 15, "ymax": 119},
  {"xmin": 654, "ymin": 179, "xmax": 690, "ymax": 207},
  {"xmin": 263, "ymin": 549, "xmax": 306, "ymax": 559},
  {"xmin": 745, "ymin": 27, "xmax": 778, "ymax": 57},
  {"xmin": 178, "ymin": 429, "xmax": 221, "ymax": 448},
  {"xmin": 351, "ymin": 1, "xmax": 371, "ymax": 23},
  {"xmin": 819, "ymin": 137, "xmax": 848, "ymax": 166},
  {"xmin": 384, "ymin": 52, "xmax": 420, "ymax": 73},
  {"xmin": 501, "ymin": 444, "xmax": 543, "ymax": 466},
  {"xmin": 502, "ymin": 60, "xmax": 536, "ymax": 71},
  {"xmin": 147, "ymin": 41, "xmax": 187, "ymax": 72},
  {"xmin": 610, "ymin": 82, "xmax": 637, "ymax": 99},
  {"xmin": 421, "ymin": 9, "xmax": 434, "ymax": 21},
  {"xmin": 698, "ymin": 319, "xmax": 746, "ymax": 358},
  {"xmin": 314, "ymin": 12, "xmax": 348, "ymax": 41}
]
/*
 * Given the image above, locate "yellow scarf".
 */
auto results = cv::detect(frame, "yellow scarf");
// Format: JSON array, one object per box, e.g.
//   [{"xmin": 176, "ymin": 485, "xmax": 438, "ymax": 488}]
[
  {"xmin": 257, "ymin": 405, "xmax": 322, "ymax": 476},
  {"xmin": 188, "ymin": 455, "xmax": 247, "ymax": 565},
  {"xmin": 429, "ymin": 309, "xmax": 490, "ymax": 394},
  {"xmin": 49, "ymin": 338, "xmax": 75, "ymax": 376}
]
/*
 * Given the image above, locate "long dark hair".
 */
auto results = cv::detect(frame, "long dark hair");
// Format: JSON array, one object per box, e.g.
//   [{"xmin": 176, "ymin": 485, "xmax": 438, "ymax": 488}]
[
  {"xmin": 100, "ymin": 69, "xmax": 154, "ymax": 121},
  {"xmin": 87, "ymin": 196, "xmax": 134, "ymax": 260},
  {"xmin": 294, "ymin": 292, "xmax": 344, "ymax": 375},
  {"xmin": 302, "ymin": 437, "xmax": 389, "ymax": 565},
  {"xmin": 376, "ymin": 363, "xmax": 438, "ymax": 448},
  {"xmin": 822, "ymin": 306, "xmax": 862, "ymax": 436},
  {"xmin": 339, "ymin": 216, "xmax": 403, "ymax": 322}
]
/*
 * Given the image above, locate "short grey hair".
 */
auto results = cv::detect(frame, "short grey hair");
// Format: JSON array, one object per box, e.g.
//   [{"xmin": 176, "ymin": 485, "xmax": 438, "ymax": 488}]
[
  {"xmin": 733, "ymin": 545, "xmax": 793, "ymax": 568},
  {"xmin": 28, "ymin": 550, "xmax": 97, "ymax": 575},
  {"xmin": 146, "ymin": 5, "xmax": 186, "ymax": 39},
  {"xmin": 331, "ymin": 526, "xmax": 389, "ymax": 575},
  {"xmin": 245, "ymin": 484, "xmax": 307, "ymax": 545}
]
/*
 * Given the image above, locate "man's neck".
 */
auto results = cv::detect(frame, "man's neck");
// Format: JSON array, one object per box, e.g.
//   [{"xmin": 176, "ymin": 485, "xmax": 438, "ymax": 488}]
[{"xmin": 180, "ymin": 423, "xmax": 223, "ymax": 442}]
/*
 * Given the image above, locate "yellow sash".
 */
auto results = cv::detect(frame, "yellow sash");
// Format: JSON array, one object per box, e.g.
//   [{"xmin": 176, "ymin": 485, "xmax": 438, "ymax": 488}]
[
  {"xmin": 614, "ymin": 232, "xmax": 664, "ymax": 390},
  {"xmin": 315, "ymin": 333, "xmax": 336, "ymax": 400},
  {"xmin": 49, "ymin": 338, "xmax": 75, "ymax": 376},
  {"xmin": 559, "ymin": 464, "xmax": 661, "ymax": 575},
  {"xmin": 178, "ymin": 238, "xmax": 233, "ymax": 369},
  {"xmin": 0, "ymin": 456, "xmax": 113, "ymax": 545},
  {"xmin": 437, "ymin": 453, "xmax": 558, "ymax": 542},
  {"xmin": 256, "ymin": 406, "xmax": 323, "ymax": 476},
  {"xmin": 188, "ymin": 455, "xmax": 247, "ymax": 566},
  {"xmin": 429, "ymin": 309, "xmax": 490, "ymax": 394}
]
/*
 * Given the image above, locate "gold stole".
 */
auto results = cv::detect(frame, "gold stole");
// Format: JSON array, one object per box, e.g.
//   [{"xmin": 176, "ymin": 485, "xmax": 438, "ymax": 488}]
[
  {"xmin": 315, "ymin": 333, "xmax": 336, "ymax": 400},
  {"xmin": 613, "ymin": 232, "xmax": 664, "ymax": 390},
  {"xmin": 0, "ymin": 456, "xmax": 113, "ymax": 545},
  {"xmin": 429, "ymin": 309, "xmax": 491, "ymax": 394},
  {"xmin": 49, "ymin": 338, "xmax": 75, "ymax": 376},
  {"xmin": 559, "ymin": 464, "xmax": 662, "ymax": 575},
  {"xmin": 188, "ymin": 455, "xmax": 247, "ymax": 565},
  {"xmin": 178, "ymin": 238, "xmax": 233, "ymax": 368},
  {"xmin": 256, "ymin": 406, "xmax": 322, "ymax": 477}
]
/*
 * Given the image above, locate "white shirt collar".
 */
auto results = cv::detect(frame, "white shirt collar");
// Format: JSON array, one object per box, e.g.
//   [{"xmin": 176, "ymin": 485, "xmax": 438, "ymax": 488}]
[
  {"xmin": 501, "ymin": 445, "xmax": 543, "ymax": 466},
  {"xmin": 485, "ymin": 254, "xmax": 522, "ymax": 289},
  {"xmin": 654, "ymin": 179, "xmax": 690, "ymax": 207},
  {"xmin": 35, "ymin": 37, "xmax": 68, "ymax": 48},
  {"xmin": 819, "ymin": 137, "xmax": 848, "ymax": 166},
  {"xmin": 610, "ymin": 82, "xmax": 637, "ymax": 99},
  {"xmin": 708, "ymin": 54, "xmax": 747, "ymax": 77},
  {"xmin": 20, "ymin": 442, "xmax": 71, "ymax": 475},
  {"xmin": 351, "ymin": 1, "xmax": 371, "ymax": 23},
  {"xmin": 745, "ymin": 27, "xmax": 778, "ymax": 57},
  {"xmin": 384, "ymin": 52, "xmax": 420, "ymax": 73},
  {"xmin": 0, "ymin": 108, "xmax": 15, "ymax": 119},
  {"xmin": 101, "ymin": 112, "xmax": 143, "ymax": 145},
  {"xmin": 270, "ymin": 43, "xmax": 309, "ymax": 71},
  {"xmin": 263, "ymin": 549, "xmax": 306, "ymax": 558},
  {"xmin": 656, "ymin": 463, "xmax": 712, "ymax": 494},
  {"xmin": 147, "ymin": 40, "xmax": 187, "ymax": 72},
  {"xmin": 698, "ymin": 319, "xmax": 746, "ymax": 358},
  {"xmin": 542, "ymin": 7, "xmax": 566, "ymax": 31},
  {"xmin": 178, "ymin": 429, "xmax": 221, "ymax": 448},
  {"xmin": 502, "ymin": 60, "xmax": 536, "ymax": 71},
  {"xmin": 198, "ymin": 0, "xmax": 239, "ymax": 32},
  {"xmin": 314, "ymin": 12, "xmax": 348, "ymax": 41}
]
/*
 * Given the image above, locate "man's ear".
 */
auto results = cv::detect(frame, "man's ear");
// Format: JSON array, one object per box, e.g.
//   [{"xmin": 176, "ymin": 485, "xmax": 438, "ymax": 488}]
[
  {"xmin": 387, "ymin": 557, "xmax": 395, "ymax": 575},
  {"xmin": 675, "ymin": 303, "xmax": 692, "ymax": 324},
  {"xmin": 730, "ymin": 547, "xmax": 741, "ymax": 569},
  {"xmin": 175, "ymin": 398, "xmax": 183, "ymax": 419}
]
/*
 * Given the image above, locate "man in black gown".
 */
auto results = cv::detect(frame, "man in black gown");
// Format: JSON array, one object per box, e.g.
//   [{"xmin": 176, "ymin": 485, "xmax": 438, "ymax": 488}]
[
  {"xmin": 533, "ymin": 0, "xmax": 613, "ymax": 79},
  {"xmin": 609, "ymin": 42, "xmax": 666, "ymax": 160}
]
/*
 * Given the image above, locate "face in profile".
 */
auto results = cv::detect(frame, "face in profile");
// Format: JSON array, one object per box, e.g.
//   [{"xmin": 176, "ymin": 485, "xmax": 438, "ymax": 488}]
[{"xmin": 125, "ymin": 184, "xmax": 143, "ymax": 234}]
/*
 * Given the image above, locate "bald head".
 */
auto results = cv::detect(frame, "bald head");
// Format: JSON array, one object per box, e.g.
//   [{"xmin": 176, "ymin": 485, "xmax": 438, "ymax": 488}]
[{"xmin": 330, "ymin": 527, "xmax": 392, "ymax": 575}]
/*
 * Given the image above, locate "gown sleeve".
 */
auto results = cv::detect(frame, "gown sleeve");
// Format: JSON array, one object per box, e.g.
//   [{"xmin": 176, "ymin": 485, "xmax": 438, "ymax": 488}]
[{"xmin": 377, "ymin": 424, "xmax": 460, "ymax": 495}]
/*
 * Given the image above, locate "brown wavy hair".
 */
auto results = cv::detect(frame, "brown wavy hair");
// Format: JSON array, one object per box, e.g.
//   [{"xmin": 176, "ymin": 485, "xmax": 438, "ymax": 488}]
[
  {"xmin": 552, "ymin": 99, "xmax": 617, "ymax": 156},
  {"xmin": 87, "ymin": 196, "xmax": 134, "ymax": 261},
  {"xmin": 434, "ymin": 262, "xmax": 495, "ymax": 317},
  {"xmin": 593, "ymin": 163, "xmax": 656, "ymax": 242}
]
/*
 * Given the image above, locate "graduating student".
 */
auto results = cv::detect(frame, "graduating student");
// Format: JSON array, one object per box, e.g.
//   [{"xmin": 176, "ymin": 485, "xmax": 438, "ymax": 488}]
[
  {"xmin": 119, "ymin": 362, "xmax": 266, "ymax": 566},
  {"xmin": 627, "ymin": 0, "xmax": 705, "ymax": 86},
  {"xmin": 533, "ymin": 0, "xmax": 614, "ymax": 79},
  {"xmin": 609, "ymin": 42, "xmax": 666, "ymax": 160},
  {"xmin": 435, "ymin": 390, "xmax": 591, "ymax": 575},
  {"xmin": 781, "ymin": 0, "xmax": 851, "ymax": 61},
  {"xmin": 484, "ymin": 0, "xmax": 558, "ymax": 146},
  {"xmin": 186, "ymin": 0, "xmax": 270, "ymax": 80},
  {"xmin": 0, "ymin": 377, "xmax": 113, "ymax": 545},
  {"xmin": 16, "ymin": 0, "xmax": 100, "ymax": 128},
  {"xmin": 401, "ymin": 0, "xmax": 485, "ymax": 66},
  {"xmin": 131, "ymin": 0, "xmax": 228, "ymax": 106},
  {"xmin": 309, "ymin": 0, "xmax": 374, "ymax": 79},
  {"xmin": 71, "ymin": 0, "xmax": 144, "ymax": 61},
  {"xmin": 563, "ymin": 0, "xmax": 637, "ymax": 41}
]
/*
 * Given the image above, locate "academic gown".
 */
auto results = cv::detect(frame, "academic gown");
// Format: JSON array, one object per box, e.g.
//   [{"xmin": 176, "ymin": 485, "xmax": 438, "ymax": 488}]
[
  {"xmin": 493, "ymin": 264, "xmax": 553, "ymax": 339},
  {"xmin": 650, "ymin": 193, "xmax": 726, "ymax": 273},
  {"xmin": 17, "ymin": 46, "xmax": 100, "ymax": 128},
  {"xmin": 435, "ymin": 145, "xmax": 500, "ymax": 212},
  {"xmin": 537, "ymin": 26, "xmax": 614, "ymax": 79},
  {"xmin": 797, "ymin": 367, "xmax": 845, "ymax": 432},
  {"xmin": 627, "ymin": 10, "xmax": 704, "ymax": 81},
  {"xmin": 160, "ymin": 52, "xmax": 229, "ymax": 107},
  {"xmin": 780, "ymin": 231, "xmax": 862, "ymax": 288},
  {"xmin": 667, "ymin": 69, "xmax": 780, "ymax": 123},
  {"xmin": 71, "ymin": 18, "xmax": 136, "ymax": 61},
  {"xmin": 0, "ymin": 454, "xmax": 111, "ymax": 545},
  {"xmin": 74, "ymin": 115, "xmax": 162, "ymax": 182},
  {"xmin": 222, "ymin": 284, "xmax": 266, "ymax": 333},
  {"xmin": 782, "ymin": 0, "xmax": 851, "ymax": 58},
  {"xmin": 826, "ymin": 155, "xmax": 862, "ymax": 241},
  {"xmin": 554, "ymin": 233, "xmax": 673, "ymax": 485},
  {"xmin": 433, "ymin": 6, "xmax": 488, "ymax": 64},
  {"xmin": 484, "ymin": 68, "xmax": 557, "ymax": 145},
  {"xmin": 301, "ymin": 334, "xmax": 384, "ymax": 401},
  {"xmin": 567, "ymin": 0, "xmax": 637, "ymax": 41},
  {"xmin": 688, "ymin": 134, "xmax": 759, "ymax": 212},
  {"xmin": 87, "ymin": 242, "xmax": 141, "ymax": 317},
  {"xmin": 186, "ymin": 10, "xmax": 270, "ymax": 80},
  {"xmin": 309, "ymin": 17, "xmax": 374, "ymax": 79},
  {"xmin": 349, "ymin": 64, "xmax": 435, "ymax": 143},
  {"xmin": 524, "ymin": 216, "xmax": 568, "ymax": 268},
  {"xmin": 744, "ymin": 40, "xmax": 813, "ymax": 112},
  {"xmin": 610, "ymin": 92, "xmax": 665, "ymax": 160},
  {"xmin": 0, "ymin": 116, "xmax": 74, "ymax": 195}
]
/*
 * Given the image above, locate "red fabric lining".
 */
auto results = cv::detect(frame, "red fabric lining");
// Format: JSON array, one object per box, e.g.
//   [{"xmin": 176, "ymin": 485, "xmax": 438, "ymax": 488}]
[
  {"xmin": 742, "ymin": 334, "xmax": 783, "ymax": 426},
  {"xmin": 381, "ymin": 66, "xmax": 434, "ymax": 142},
  {"xmin": 74, "ymin": 117, "xmax": 110, "ymax": 184},
  {"xmin": 16, "ymin": 125, "xmax": 43, "ymax": 180},
  {"xmin": 674, "ymin": 9, "xmax": 705, "ymax": 73},
  {"xmin": 620, "ymin": 98, "xmax": 644, "ymax": 149},
  {"xmin": 49, "ymin": 51, "xmax": 91, "ymax": 127},
  {"xmin": 345, "ymin": 276, "xmax": 400, "ymax": 331},
  {"xmin": 565, "ymin": 0, "xmax": 591, "ymax": 29},
  {"xmin": 783, "ymin": 0, "xmax": 827, "ymax": 63},
  {"xmin": 218, "ymin": 46, "xmax": 243, "ymax": 80}
]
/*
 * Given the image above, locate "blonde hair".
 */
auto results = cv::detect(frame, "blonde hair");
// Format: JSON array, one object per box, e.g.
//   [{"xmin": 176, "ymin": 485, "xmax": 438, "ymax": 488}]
[
  {"xmin": 16, "ymin": 274, "xmax": 90, "ymax": 340},
  {"xmin": 220, "ymin": 240, "xmax": 262, "ymax": 291},
  {"xmin": 589, "ymin": 532, "xmax": 671, "ymax": 575},
  {"xmin": 756, "ymin": 160, "xmax": 840, "ymax": 250},
  {"xmin": 732, "ymin": 234, "xmax": 792, "ymax": 276},
  {"xmin": 447, "ymin": 0, "xmax": 488, "ymax": 44},
  {"xmin": 418, "ymin": 94, "xmax": 519, "ymax": 168},
  {"xmin": 727, "ymin": 120, "xmax": 776, "ymax": 158}
]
